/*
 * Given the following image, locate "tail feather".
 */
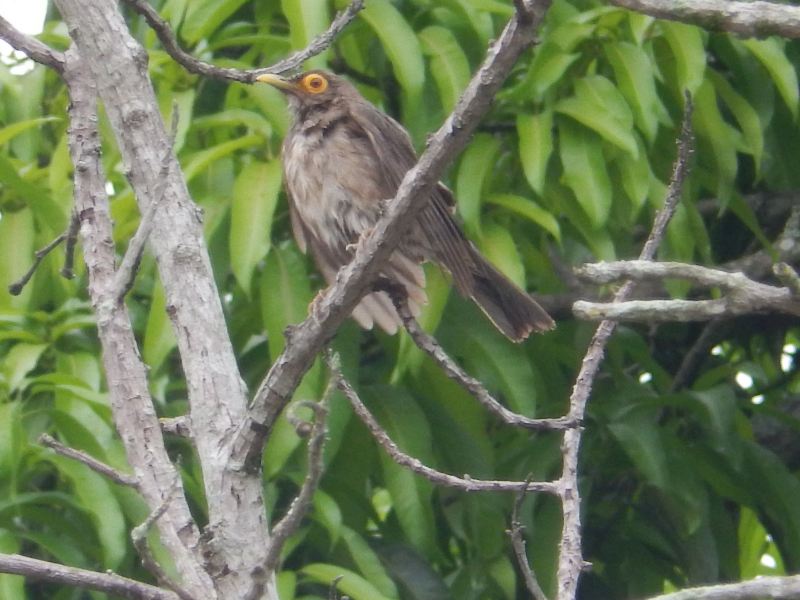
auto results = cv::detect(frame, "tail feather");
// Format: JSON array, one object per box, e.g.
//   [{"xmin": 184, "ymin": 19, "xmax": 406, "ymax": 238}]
[{"xmin": 467, "ymin": 251, "xmax": 554, "ymax": 342}]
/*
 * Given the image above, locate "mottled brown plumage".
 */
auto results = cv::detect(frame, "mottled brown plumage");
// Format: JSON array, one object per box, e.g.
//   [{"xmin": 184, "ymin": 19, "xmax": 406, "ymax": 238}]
[{"xmin": 257, "ymin": 70, "xmax": 554, "ymax": 341}]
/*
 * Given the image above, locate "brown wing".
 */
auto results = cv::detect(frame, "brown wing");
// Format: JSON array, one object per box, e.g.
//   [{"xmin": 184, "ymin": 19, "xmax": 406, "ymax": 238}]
[{"xmin": 347, "ymin": 101, "xmax": 476, "ymax": 295}]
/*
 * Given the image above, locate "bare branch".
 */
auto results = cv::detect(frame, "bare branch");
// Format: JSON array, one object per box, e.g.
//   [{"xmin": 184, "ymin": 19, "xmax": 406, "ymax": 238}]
[
  {"xmin": 131, "ymin": 475, "xmax": 195, "ymax": 600},
  {"xmin": 160, "ymin": 416, "xmax": 193, "ymax": 438},
  {"xmin": 264, "ymin": 394, "xmax": 331, "ymax": 572},
  {"xmin": 325, "ymin": 352, "xmax": 559, "ymax": 496},
  {"xmin": 508, "ymin": 480, "xmax": 549, "ymax": 600},
  {"xmin": 0, "ymin": 553, "xmax": 178, "ymax": 600},
  {"xmin": 8, "ymin": 232, "xmax": 67, "ymax": 296},
  {"xmin": 558, "ymin": 95, "xmax": 694, "ymax": 599},
  {"xmin": 643, "ymin": 574, "xmax": 800, "ymax": 600},
  {"xmin": 378, "ymin": 280, "xmax": 576, "ymax": 431},
  {"xmin": 121, "ymin": 0, "xmax": 364, "ymax": 82},
  {"xmin": 573, "ymin": 261, "xmax": 800, "ymax": 320},
  {"xmin": 112, "ymin": 104, "xmax": 180, "ymax": 301},
  {"xmin": 0, "ymin": 15, "xmax": 65, "ymax": 72},
  {"xmin": 237, "ymin": 0, "xmax": 554, "ymax": 472},
  {"xmin": 39, "ymin": 433, "xmax": 138, "ymax": 488},
  {"xmin": 610, "ymin": 0, "xmax": 800, "ymax": 39}
]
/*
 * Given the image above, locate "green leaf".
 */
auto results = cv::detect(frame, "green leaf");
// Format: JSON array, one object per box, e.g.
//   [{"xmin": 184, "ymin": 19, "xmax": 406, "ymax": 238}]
[
  {"xmin": 486, "ymin": 193, "xmax": 560, "ymax": 242},
  {"xmin": 0, "ymin": 117, "xmax": 59, "ymax": 147},
  {"xmin": 519, "ymin": 44, "xmax": 580, "ymax": 101},
  {"xmin": 0, "ymin": 210, "xmax": 35, "ymax": 311},
  {"xmin": 708, "ymin": 71, "xmax": 764, "ymax": 176},
  {"xmin": 182, "ymin": 135, "xmax": 262, "ymax": 183},
  {"xmin": 0, "ymin": 532, "xmax": 24, "ymax": 600},
  {"xmin": 302, "ymin": 563, "xmax": 395, "ymax": 600},
  {"xmin": 692, "ymin": 79, "xmax": 738, "ymax": 205},
  {"xmin": 608, "ymin": 403, "xmax": 669, "ymax": 490},
  {"xmin": 191, "ymin": 109, "xmax": 273, "ymax": 139},
  {"xmin": 260, "ymin": 243, "xmax": 313, "ymax": 359},
  {"xmin": 478, "ymin": 223, "xmax": 526, "ymax": 289},
  {"xmin": 143, "ymin": 282, "xmax": 176, "ymax": 372},
  {"xmin": 360, "ymin": 0, "xmax": 425, "ymax": 102},
  {"xmin": 45, "ymin": 454, "xmax": 127, "ymax": 569},
  {"xmin": 517, "ymin": 111, "xmax": 553, "ymax": 196},
  {"xmin": 3, "ymin": 343, "xmax": 47, "ymax": 391},
  {"xmin": 340, "ymin": 526, "xmax": 399, "ymax": 598},
  {"xmin": 367, "ymin": 387, "xmax": 438, "ymax": 559},
  {"xmin": 555, "ymin": 75, "xmax": 638, "ymax": 157},
  {"xmin": 313, "ymin": 490, "xmax": 343, "ymax": 547},
  {"xmin": 230, "ymin": 160, "xmax": 282, "ymax": 295},
  {"xmin": 742, "ymin": 38, "xmax": 799, "ymax": 119},
  {"xmin": 558, "ymin": 119, "xmax": 612, "ymax": 228},
  {"xmin": 604, "ymin": 41, "xmax": 668, "ymax": 144},
  {"xmin": 181, "ymin": 0, "xmax": 249, "ymax": 44},
  {"xmin": 282, "ymin": 0, "xmax": 330, "ymax": 70},
  {"xmin": 660, "ymin": 21, "xmax": 706, "ymax": 95},
  {"xmin": 418, "ymin": 26, "xmax": 470, "ymax": 113},
  {"xmin": 456, "ymin": 133, "xmax": 501, "ymax": 236},
  {"xmin": 614, "ymin": 134, "xmax": 651, "ymax": 216}
]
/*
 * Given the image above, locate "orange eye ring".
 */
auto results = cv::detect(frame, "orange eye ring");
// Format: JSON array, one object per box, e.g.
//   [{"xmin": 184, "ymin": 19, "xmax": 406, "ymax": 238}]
[{"xmin": 302, "ymin": 73, "xmax": 328, "ymax": 94}]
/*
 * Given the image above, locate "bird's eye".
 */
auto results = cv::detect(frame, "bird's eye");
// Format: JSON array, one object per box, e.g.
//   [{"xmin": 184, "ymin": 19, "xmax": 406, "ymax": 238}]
[{"xmin": 302, "ymin": 74, "xmax": 328, "ymax": 94}]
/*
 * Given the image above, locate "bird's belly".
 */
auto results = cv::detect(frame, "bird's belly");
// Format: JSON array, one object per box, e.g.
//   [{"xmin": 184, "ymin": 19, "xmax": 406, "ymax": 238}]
[{"xmin": 284, "ymin": 132, "xmax": 383, "ymax": 251}]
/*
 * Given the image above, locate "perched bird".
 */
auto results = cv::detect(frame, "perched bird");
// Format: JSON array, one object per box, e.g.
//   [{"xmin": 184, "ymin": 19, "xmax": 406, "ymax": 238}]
[{"xmin": 257, "ymin": 70, "xmax": 554, "ymax": 341}]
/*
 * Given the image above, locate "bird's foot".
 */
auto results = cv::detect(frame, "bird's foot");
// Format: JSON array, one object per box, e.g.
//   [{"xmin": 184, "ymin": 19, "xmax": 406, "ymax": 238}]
[
  {"xmin": 346, "ymin": 227, "xmax": 375, "ymax": 253},
  {"xmin": 308, "ymin": 288, "xmax": 329, "ymax": 322}
]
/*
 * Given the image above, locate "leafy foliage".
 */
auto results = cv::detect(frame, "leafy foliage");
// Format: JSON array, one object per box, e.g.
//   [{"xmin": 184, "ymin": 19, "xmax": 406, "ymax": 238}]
[{"xmin": 0, "ymin": 0, "xmax": 798, "ymax": 598}]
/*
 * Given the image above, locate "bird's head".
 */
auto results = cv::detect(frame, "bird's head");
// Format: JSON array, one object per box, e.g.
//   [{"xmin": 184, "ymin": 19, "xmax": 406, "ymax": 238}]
[{"xmin": 256, "ymin": 70, "xmax": 347, "ymax": 115}]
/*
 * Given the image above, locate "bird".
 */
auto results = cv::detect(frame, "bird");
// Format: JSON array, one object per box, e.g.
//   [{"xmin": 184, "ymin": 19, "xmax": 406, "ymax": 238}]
[{"xmin": 256, "ymin": 70, "xmax": 554, "ymax": 342}]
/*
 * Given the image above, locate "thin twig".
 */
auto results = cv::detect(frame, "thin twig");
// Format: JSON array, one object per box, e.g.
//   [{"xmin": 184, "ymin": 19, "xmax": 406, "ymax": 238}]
[
  {"xmin": 324, "ymin": 352, "xmax": 559, "ymax": 496},
  {"xmin": 378, "ymin": 280, "xmax": 576, "ymax": 431},
  {"xmin": 121, "ymin": 0, "xmax": 364, "ymax": 83},
  {"xmin": 642, "ymin": 574, "xmax": 800, "ymax": 600},
  {"xmin": 264, "ymin": 394, "xmax": 331, "ymax": 572},
  {"xmin": 508, "ymin": 477, "xmax": 549, "ymax": 600},
  {"xmin": 40, "ymin": 434, "xmax": 138, "ymax": 487},
  {"xmin": 112, "ymin": 104, "xmax": 180, "ymax": 301},
  {"xmin": 0, "ymin": 15, "xmax": 65, "ymax": 72},
  {"xmin": 131, "ymin": 473, "xmax": 195, "ymax": 600},
  {"xmin": 0, "ymin": 553, "xmax": 178, "ymax": 600},
  {"xmin": 8, "ymin": 233, "xmax": 67, "ymax": 295},
  {"xmin": 558, "ymin": 95, "xmax": 695, "ymax": 599}
]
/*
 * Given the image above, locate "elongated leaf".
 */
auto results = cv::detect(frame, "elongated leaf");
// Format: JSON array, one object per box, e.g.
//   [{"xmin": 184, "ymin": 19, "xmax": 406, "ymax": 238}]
[
  {"xmin": 604, "ymin": 41, "xmax": 668, "ymax": 144},
  {"xmin": 487, "ymin": 193, "xmax": 560, "ymax": 242},
  {"xmin": 558, "ymin": 119, "xmax": 612, "ymax": 228},
  {"xmin": 191, "ymin": 109, "xmax": 273, "ymax": 139},
  {"xmin": 478, "ymin": 222, "xmax": 525, "ymax": 289},
  {"xmin": 341, "ymin": 526, "xmax": 399, "ymax": 598},
  {"xmin": 742, "ymin": 38, "xmax": 799, "ymax": 119},
  {"xmin": 517, "ymin": 111, "xmax": 553, "ymax": 196},
  {"xmin": 3, "ymin": 343, "xmax": 46, "ymax": 391},
  {"xmin": 456, "ymin": 133, "xmax": 501, "ymax": 236},
  {"xmin": 708, "ymin": 71, "xmax": 763, "ymax": 176},
  {"xmin": 693, "ymin": 80, "xmax": 738, "ymax": 205},
  {"xmin": 143, "ymin": 282, "xmax": 176, "ymax": 372},
  {"xmin": 181, "ymin": 0, "xmax": 249, "ymax": 43},
  {"xmin": 360, "ymin": 0, "xmax": 425, "ymax": 102},
  {"xmin": 182, "ymin": 135, "xmax": 262, "ymax": 183},
  {"xmin": 660, "ymin": 21, "xmax": 706, "ymax": 95},
  {"xmin": 367, "ymin": 386, "xmax": 438, "ymax": 559},
  {"xmin": 230, "ymin": 160, "xmax": 282, "ymax": 295},
  {"xmin": 302, "ymin": 563, "xmax": 395, "ymax": 600},
  {"xmin": 555, "ymin": 75, "xmax": 638, "ymax": 157},
  {"xmin": 418, "ymin": 26, "xmax": 470, "ymax": 113},
  {"xmin": 282, "ymin": 0, "xmax": 330, "ymax": 70},
  {"xmin": 0, "ymin": 209, "xmax": 35, "ymax": 310},
  {"xmin": 0, "ymin": 117, "xmax": 59, "ymax": 146},
  {"xmin": 609, "ymin": 404, "xmax": 669, "ymax": 490}
]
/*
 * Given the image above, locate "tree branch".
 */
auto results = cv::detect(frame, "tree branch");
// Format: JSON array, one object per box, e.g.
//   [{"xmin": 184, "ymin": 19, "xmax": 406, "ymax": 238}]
[
  {"xmin": 326, "ymin": 352, "xmax": 559, "ymax": 496},
  {"xmin": 557, "ymin": 94, "xmax": 694, "ymax": 599},
  {"xmin": 643, "ymin": 574, "xmax": 800, "ymax": 600},
  {"xmin": 378, "ymin": 280, "xmax": 577, "ymax": 431},
  {"xmin": 235, "ymin": 0, "xmax": 554, "ymax": 472},
  {"xmin": 610, "ymin": 0, "xmax": 800, "ymax": 39},
  {"xmin": 508, "ymin": 482, "xmax": 549, "ymax": 600},
  {"xmin": 121, "ymin": 0, "xmax": 365, "ymax": 82},
  {"xmin": 59, "ymin": 44, "xmax": 214, "ymax": 596},
  {"xmin": 573, "ymin": 261, "xmax": 800, "ymax": 320},
  {"xmin": 263, "ymin": 394, "xmax": 330, "ymax": 573},
  {"xmin": 39, "ymin": 433, "xmax": 138, "ymax": 488},
  {"xmin": 0, "ymin": 553, "xmax": 178, "ymax": 600},
  {"xmin": 0, "ymin": 15, "xmax": 65, "ymax": 72}
]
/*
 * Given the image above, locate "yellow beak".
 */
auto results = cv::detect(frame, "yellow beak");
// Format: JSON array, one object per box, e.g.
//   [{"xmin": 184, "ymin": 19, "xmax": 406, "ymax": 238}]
[{"xmin": 255, "ymin": 73, "xmax": 296, "ymax": 91}]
